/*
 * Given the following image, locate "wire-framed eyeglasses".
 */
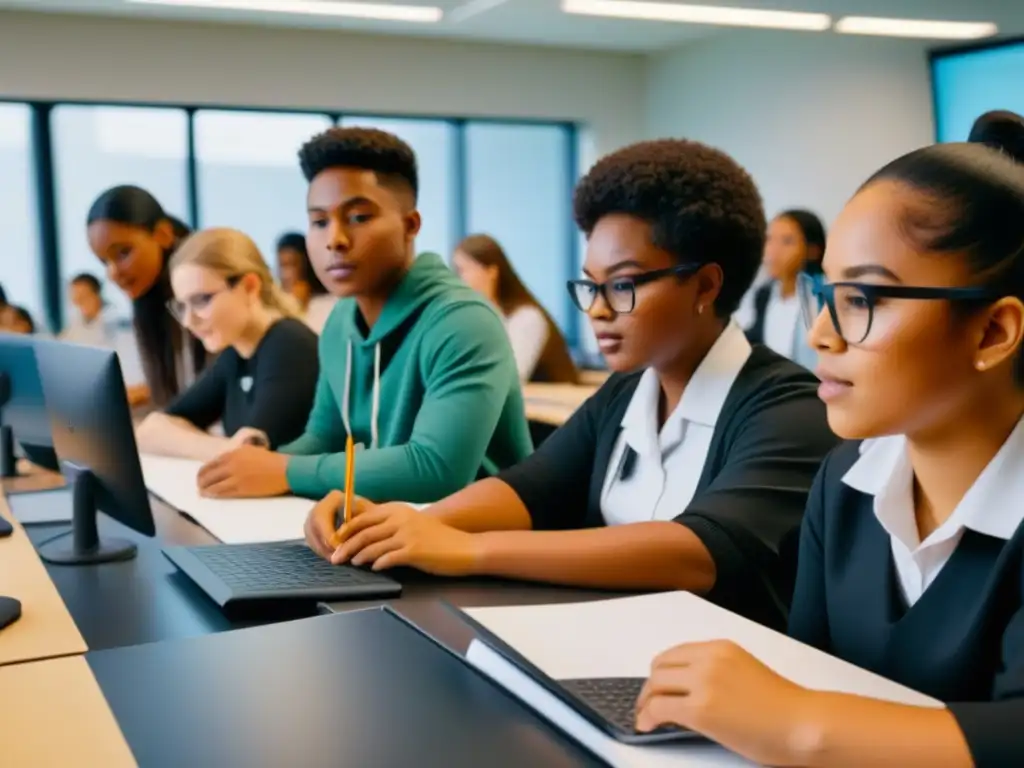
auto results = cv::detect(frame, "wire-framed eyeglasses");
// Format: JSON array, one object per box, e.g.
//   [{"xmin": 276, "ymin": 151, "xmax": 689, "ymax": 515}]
[
  {"xmin": 167, "ymin": 275, "xmax": 243, "ymax": 324},
  {"xmin": 567, "ymin": 263, "xmax": 702, "ymax": 314},
  {"xmin": 797, "ymin": 271, "xmax": 998, "ymax": 344}
]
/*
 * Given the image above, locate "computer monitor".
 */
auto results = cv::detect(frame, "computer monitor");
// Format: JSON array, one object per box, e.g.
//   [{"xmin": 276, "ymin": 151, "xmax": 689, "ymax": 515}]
[
  {"xmin": 0, "ymin": 333, "xmax": 59, "ymax": 477},
  {"xmin": 31, "ymin": 338, "xmax": 156, "ymax": 565}
]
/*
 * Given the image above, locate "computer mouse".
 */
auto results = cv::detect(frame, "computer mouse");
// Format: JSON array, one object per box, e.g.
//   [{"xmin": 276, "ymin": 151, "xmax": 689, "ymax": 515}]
[
  {"xmin": 0, "ymin": 595, "xmax": 21, "ymax": 631},
  {"xmin": 0, "ymin": 516, "xmax": 12, "ymax": 538}
]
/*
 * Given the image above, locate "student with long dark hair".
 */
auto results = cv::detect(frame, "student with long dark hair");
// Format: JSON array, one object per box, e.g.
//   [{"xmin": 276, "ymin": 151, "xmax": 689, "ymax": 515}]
[
  {"xmin": 634, "ymin": 111, "xmax": 1024, "ymax": 766},
  {"xmin": 453, "ymin": 234, "xmax": 577, "ymax": 384},
  {"xmin": 745, "ymin": 209, "xmax": 827, "ymax": 361},
  {"xmin": 86, "ymin": 185, "xmax": 206, "ymax": 407},
  {"xmin": 309, "ymin": 139, "xmax": 838, "ymax": 631},
  {"xmin": 276, "ymin": 231, "xmax": 336, "ymax": 333}
]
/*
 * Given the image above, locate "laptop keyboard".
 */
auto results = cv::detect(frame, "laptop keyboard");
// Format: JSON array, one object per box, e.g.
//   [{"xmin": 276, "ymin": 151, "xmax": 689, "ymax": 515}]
[
  {"xmin": 187, "ymin": 541, "xmax": 393, "ymax": 591},
  {"xmin": 560, "ymin": 677, "xmax": 647, "ymax": 732}
]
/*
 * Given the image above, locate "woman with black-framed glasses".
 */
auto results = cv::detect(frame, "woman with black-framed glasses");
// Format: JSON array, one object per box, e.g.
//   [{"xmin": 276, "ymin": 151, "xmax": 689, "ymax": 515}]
[
  {"xmin": 313, "ymin": 138, "xmax": 837, "ymax": 633},
  {"xmin": 638, "ymin": 111, "xmax": 1024, "ymax": 767}
]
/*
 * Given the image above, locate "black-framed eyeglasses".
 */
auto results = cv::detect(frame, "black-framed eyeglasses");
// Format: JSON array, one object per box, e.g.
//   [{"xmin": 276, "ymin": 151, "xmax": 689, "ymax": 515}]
[
  {"xmin": 567, "ymin": 263, "xmax": 702, "ymax": 314},
  {"xmin": 167, "ymin": 274, "xmax": 244, "ymax": 324},
  {"xmin": 797, "ymin": 271, "xmax": 998, "ymax": 344}
]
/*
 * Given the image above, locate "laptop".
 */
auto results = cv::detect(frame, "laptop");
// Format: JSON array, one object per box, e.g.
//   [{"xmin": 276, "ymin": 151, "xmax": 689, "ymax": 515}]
[
  {"xmin": 163, "ymin": 540, "xmax": 402, "ymax": 609},
  {"xmin": 387, "ymin": 601, "xmax": 698, "ymax": 746}
]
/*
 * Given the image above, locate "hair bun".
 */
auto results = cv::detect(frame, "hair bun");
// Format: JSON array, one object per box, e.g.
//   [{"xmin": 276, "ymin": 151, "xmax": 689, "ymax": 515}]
[{"xmin": 968, "ymin": 110, "xmax": 1024, "ymax": 164}]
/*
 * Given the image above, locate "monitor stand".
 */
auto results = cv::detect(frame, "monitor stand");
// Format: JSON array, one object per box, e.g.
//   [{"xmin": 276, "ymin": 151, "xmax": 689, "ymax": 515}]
[
  {"xmin": 37, "ymin": 464, "xmax": 137, "ymax": 566},
  {"xmin": 0, "ymin": 373, "xmax": 16, "ymax": 478},
  {"xmin": 0, "ymin": 423, "xmax": 15, "ymax": 479}
]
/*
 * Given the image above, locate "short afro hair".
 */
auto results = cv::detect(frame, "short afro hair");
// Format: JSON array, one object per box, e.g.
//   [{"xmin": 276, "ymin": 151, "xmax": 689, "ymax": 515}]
[
  {"xmin": 573, "ymin": 139, "xmax": 766, "ymax": 317},
  {"xmin": 298, "ymin": 127, "xmax": 418, "ymax": 201}
]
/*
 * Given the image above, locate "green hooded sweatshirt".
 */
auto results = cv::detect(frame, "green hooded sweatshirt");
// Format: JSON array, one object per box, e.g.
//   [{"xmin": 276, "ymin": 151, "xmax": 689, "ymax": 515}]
[{"xmin": 280, "ymin": 253, "xmax": 533, "ymax": 502}]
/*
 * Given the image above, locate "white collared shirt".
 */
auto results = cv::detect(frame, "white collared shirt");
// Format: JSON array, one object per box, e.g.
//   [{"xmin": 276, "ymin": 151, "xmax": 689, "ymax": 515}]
[
  {"xmin": 763, "ymin": 282, "xmax": 801, "ymax": 359},
  {"xmin": 600, "ymin": 321, "xmax": 753, "ymax": 525},
  {"xmin": 843, "ymin": 417, "xmax": 1024, "ymax": 607}
]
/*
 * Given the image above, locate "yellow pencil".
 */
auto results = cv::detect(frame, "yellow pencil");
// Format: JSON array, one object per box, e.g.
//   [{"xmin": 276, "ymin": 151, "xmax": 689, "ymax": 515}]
[{"xmin": 343, "ymin": 434, "xmax": 355, "ymax": 525}]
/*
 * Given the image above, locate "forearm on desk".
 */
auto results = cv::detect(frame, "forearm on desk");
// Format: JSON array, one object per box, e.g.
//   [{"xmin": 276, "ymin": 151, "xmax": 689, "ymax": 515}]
[
  {"xmin": 473, "ymin": 522, "xmax": 717, "ymax": 591},
  {"xmin": 427, "ymin": 478, "xmax": 533, "ymax": 532},
  {"xmin": 135, "ymin": 413, "xmax": 230, "ymax": 462},
  {"xmin": 787, "ymin": 693, "xmax": 973, "ymax": 768}
]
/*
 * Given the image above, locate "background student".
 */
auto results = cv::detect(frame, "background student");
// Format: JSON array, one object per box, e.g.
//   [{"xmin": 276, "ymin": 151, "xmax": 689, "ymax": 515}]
[
  {"xmin": 452, "ymin": 233, "xmax": 577, "ymax": 383},
  {"xmin": 276, "ymin": 231, "xmax": 336, "ymax": 334},
  {"xmin": 0, "ymin": 305, "xmax": 35, "ymax": 335},
  {"xmin": 136, "ymin": 228, "xmax": 319, "ymax": 462},
  {"xmin": 635, "ymin": 111, "xmax": 1024, "ymax": 767},
  {"xmin": 86, "ymin": 185, "xmax": 207, "ymax": 407},
  {"xmin": 745, "ymin": 209, "xmax": 826, "ymax": 363},
  {"xmin": 312, "ymin": 139, "xmax": 838, "ymax": 630},
  {"xmin": 195, "ymin": 127, "xmax": 532, "ymax": 502},
  {"xmin": 61, "ymin": 273, "xmax": 114, "ymax": 345}
]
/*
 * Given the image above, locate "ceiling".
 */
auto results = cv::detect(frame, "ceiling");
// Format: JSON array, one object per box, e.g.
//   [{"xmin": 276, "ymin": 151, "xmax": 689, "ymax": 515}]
[{"xmin": 0, "ymin": 0, "xmax": 1022, "ymax": 52}]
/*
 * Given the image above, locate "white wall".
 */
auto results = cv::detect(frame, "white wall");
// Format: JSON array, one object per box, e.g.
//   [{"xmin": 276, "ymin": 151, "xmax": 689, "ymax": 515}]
[
  {"xmin": 646, "ymin": 29, "xmax": 937, "ymax": 227},
  {"xmin": 0, "ymin": 11, "xmax": 646, "ymax": 160}
]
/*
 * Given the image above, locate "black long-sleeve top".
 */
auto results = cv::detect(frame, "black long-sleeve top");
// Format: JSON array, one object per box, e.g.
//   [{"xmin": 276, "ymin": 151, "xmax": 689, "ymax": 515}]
[
  {"xmin": 789, "ymin": 442, "xmax": 1024, "ymax": 767},
  {"xmin": 499, "ymin": 345, "xmax": 839, "ymax": 630},
  {"xmin": 165, "ymin": 318, "xmax": 319, "ymax": 449}
]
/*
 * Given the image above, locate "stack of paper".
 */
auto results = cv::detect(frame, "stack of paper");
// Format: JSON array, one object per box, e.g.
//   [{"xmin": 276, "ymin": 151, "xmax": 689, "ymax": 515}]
[
  {"xmin": 139, "ymin": 454, "xmax": 313, "ymax": 544},
  {"xmin": 463, "ymin": 592, "xmax": 940, "ymax": 768},
  {"xmin": 139, "ymin": 454, "xmax": 429, "ymax": 545}
]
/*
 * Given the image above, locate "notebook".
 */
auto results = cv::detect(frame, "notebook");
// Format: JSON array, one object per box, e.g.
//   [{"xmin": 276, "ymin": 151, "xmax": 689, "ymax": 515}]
[{"xmin": 139, "ymin": 454, "xmax": 428, "ymax": 545}]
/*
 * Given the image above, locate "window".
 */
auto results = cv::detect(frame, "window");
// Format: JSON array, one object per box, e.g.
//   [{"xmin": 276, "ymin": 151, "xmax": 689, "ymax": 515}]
[
  {"xmin": 52, "ymin": 105, "xmax": 189, "ymax": 322},
  {"xmin": 464, "ymin": 122, "xmax": 574, "ymax": 334},
  {"xmin": 932, "ymin": 42, "xmax": 1024, "ymax": 142},
  {"xmin": 340, "ymin": 116, "xmax": 457, "ymax": 259},
  {"xmin": 0, "ymin": 103, "xmax": 44, "ymax": 330},
  {"xmin": 194, "ymin": 110, "xmax": 332, "ymax": 273}
]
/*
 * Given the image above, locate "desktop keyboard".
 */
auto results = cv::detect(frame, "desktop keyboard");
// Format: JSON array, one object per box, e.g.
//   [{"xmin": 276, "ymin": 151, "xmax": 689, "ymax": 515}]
[{"xmin": 163, "ymin": 541, "xmax": 403, "ymax": 608}]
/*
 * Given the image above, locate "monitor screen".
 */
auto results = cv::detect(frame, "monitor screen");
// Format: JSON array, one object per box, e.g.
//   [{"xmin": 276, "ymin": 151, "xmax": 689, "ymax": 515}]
[{"xmin": 932, "ymin": 41, "xmax": 1024, "ymax": 142}]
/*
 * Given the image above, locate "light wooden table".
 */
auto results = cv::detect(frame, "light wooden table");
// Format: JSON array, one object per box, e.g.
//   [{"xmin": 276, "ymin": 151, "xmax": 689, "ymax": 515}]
[
  {"xmin": 0, "ymin": 488, "xmax": 87, "ymax": 666},
  {"xmin": 522, "ymin": 382, "xmax": 598, "ymax": 427},
  {"xmin": 0, "ymin": 655, "xmax": 137, "ymax": 766}
]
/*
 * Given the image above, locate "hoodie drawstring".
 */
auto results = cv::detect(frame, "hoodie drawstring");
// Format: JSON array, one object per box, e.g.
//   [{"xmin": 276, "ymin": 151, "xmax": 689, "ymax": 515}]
[{"xmin": 342, "ymin": 339, "xmax": 381, "ymax": 451}]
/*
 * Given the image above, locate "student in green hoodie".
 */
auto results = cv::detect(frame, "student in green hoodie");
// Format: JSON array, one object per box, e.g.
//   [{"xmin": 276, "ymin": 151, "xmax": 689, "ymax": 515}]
[{"xmin": 196, "ymin": 127, "xmax": 533, "ymax": 502}]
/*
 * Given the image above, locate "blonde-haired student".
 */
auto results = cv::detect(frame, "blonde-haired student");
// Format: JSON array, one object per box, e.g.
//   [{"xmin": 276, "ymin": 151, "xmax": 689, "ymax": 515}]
[{"xmin": 136, "ymin": 227, "xmax": 319, "ymax": 461}]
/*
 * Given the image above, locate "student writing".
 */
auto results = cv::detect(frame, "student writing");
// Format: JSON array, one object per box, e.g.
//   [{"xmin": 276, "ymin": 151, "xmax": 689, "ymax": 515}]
[
  {"xmin": 87, "ymin": 185, "xmax": 206, "ymax": 407},
  {"xmin": 452, "ymin": 234, "xmax": 578, "ymax": 383},
  {"xmin": 634, "ymin": 110, "xmax": 1024, "ymax": 767},
  {"xmin": 311, "ymin": 139, "xmax": 838, "ymax": 629},
  {"xmin": 136, "ymin": 228, "xmax": 319, "ymax": 462},
  {"xmin": 195, "ymin": 128, "xmax": 532, "ymax": 502}
]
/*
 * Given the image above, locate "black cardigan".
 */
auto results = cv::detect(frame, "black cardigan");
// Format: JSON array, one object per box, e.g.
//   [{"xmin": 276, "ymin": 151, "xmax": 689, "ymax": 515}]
[
  {"xmin": 790, "ymin": 442, "xmax": 1024, "ymax": 767},
  {"xmin": 499, "ymin": 345, "xmax": 839, "ymax": 630},
  {"xmin": 743, "ymin": 282, "xmax": 773, "ymax": 345}
]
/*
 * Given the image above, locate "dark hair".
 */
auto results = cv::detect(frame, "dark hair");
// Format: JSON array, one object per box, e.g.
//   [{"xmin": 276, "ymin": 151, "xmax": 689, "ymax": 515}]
[
  {"xmin": 776, "ymin": 209, "xmax": 827, "ymax": 275},
  {"xmin": 297, "ymin": 127, "xmax": 418, "ymax": 201},
  {"xmin": 276, "ymin": 231, "xmax": 327, "ymax": 296},
  {"xmin": 8, "ymin": 305, "xmax": 35, "ymax": 333},
  {"xmin": 573, "ymin": 139, "xmax": 766, "ymax": 316},
  {"xmin": 0, "ymin": 283, "xmax": 6, "ymax": 306},
  {"xmin": 71, "ymin": 272, "xmax": 103, "ymax": 296},
  {"xmin": 864, "ymin": 109, "xmax": 1024, "ymax": 378},
  {"xmin": 455, "ymin": 234, "xmax": 577, "ymax": 384},
  {"xmin": 86, "ymin": 185, "xmax": 205, "ymax": 406}
]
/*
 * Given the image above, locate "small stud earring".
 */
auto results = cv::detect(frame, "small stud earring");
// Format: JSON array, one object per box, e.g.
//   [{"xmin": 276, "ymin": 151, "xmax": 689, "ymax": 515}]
[
  {"xmin": 977, "ymin": 361, "xmax": 987, "ymax": 371},
  {"xmin": 697, "ymin": 305, "xmax": 705, "ymax": 315}
]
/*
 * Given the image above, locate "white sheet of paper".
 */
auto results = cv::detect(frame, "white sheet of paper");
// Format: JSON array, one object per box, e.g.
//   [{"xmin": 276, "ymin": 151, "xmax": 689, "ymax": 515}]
[
  {"xmin": 466, "ymin": 592, "xmax": 940, "ymax": 707},
  {"xmin": 464, "ymin": 592, "xmax": 941, "ymax": 767},
  {"xmin": 139, "ymin": 453, "xmax": 428, "ymax": 545},
  {"xmin": 6, "ymin": 488, "xmax": 73, "ymax": 524}
]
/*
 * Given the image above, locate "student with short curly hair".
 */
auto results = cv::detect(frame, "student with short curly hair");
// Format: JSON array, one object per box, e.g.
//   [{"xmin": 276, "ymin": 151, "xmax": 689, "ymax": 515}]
[
  {"xmin": 195, "ymin": 127, "xmax": 532, "ymax": 503},
  {"xmin": 310, "ymin": 139, "xmax": 839, "ymax": 629}
]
